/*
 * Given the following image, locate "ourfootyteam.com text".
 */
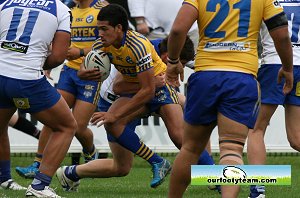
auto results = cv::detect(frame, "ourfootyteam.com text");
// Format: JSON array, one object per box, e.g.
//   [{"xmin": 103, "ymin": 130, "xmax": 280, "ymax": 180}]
[{"xmin": 207, "ymin": 178, "xmax": 277, "ymax": 185}]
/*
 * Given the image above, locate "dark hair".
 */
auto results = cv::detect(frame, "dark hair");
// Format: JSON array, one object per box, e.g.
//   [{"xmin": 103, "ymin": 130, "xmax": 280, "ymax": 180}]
[
  {"xmin": 160, "ymin": 35, "xmax": 195, "ymax": 62},
  {"xmin": 97, "ymin": 4, "xmax": 129, "ymax": 31}
]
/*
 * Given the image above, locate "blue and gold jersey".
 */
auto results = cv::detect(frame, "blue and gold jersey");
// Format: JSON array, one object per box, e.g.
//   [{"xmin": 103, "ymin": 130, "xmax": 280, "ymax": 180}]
[
  {"xmin": 184, "ymin": 0, "xmax": 284, "ymax": 76},
  {"xmin": 66, "ymin": 0, "xmax": 104, "ymax": 70},
  {"xmin": 93, "ymin": 30, "xmax": 166, "ymax": 82}
]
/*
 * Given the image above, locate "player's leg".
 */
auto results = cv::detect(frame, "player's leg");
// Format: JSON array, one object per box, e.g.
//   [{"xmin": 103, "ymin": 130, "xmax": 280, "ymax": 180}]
[
  {"xmin": 9, "ymin": 113, "xmax": 41, "ymax": 139},
  {"xmin": 104, "ymin": 97, "xmax": 171, "ymax": 187},
  {"xmin": 56, "ymin": 141, "xmax": 133, "ymax": 191},
  {"xmin": 57, "ymin": 66, "xmax": 101, "ymax": 163},
  {"xmin": 159, "ymin": 103, "xmax": 215, "ymax": 165},
  {"xmin": 26, "ymin": 96, "xmax": 76, "ymax": 193},
  {"xmin": 218, "ymin": 113, "xmax": 249, "ymax": 198},
  {"xmin": 71, "ymin": 99, "xmax": 98, "ymax": 162},
  {"xmin": 247, "ymin": 104, "xmax": 277, "ymax": 165},
  {"xmin": 284, "ymin": 66, "xmax": 300, "ymax": 151},
  {"xmin": 168, "ymin": 122, "xmax": 215, "ymax": 198},
  {"xmin": 285, "ymin": 104, "xmax": 300, "ymax": 151},
  {"xmin": 15, "ymin": 127, "xmax": 51, "ymax": 178},
  {"xmin": 0, "ymin": 107, "xmax": 26, "ymax": 190}
]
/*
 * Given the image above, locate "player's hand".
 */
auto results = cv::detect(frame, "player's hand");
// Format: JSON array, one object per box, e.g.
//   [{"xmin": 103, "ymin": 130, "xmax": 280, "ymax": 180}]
[
  {"xmin": 66, "ymin": 47, "xmax": 81, "ymax": 61},
  {"xmin": 154, "ymin": 72, "xmax": 166, "ymax": 88},
  {"xmin": 90, "ymin": 112, "xmax": 117, "ymax": 127},
  {"xmin": 166, "ymin": 62, "xmax": 184, "ymax": 87},
  {"xmin": 44, "ymin": 70, "xmax": 53, "ymax": 80},
  {"xmin": 277, "ymin": 67, "xmax": 293, "ymax": 95},
  {"xmin": 136, "ymin": 22, "xmax": 149, "ymax": 35},
  {"xmin": 77, "ymin": 62, "xmax": 102, "ymax": 81}
]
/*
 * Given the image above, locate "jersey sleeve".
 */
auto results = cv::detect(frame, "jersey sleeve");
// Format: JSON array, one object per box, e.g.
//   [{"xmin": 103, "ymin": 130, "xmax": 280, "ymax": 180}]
[
  {"xmin": 183, "ymin": 0, "xmax": 199, "ymax": 11},
  {"xmin": 128, "ymin": 38, "xmax": 153, "ymax": 74},
  {"xmin": 57, "ymin": 2, "xmax": 71, "ymax": 33},
  {"xmin": 92, "ymin": 38, "xmax": 105, "ymax": 51},
  {"xmin": 263, "ymin": 0, "xmax": 284, "ymax": 20}
]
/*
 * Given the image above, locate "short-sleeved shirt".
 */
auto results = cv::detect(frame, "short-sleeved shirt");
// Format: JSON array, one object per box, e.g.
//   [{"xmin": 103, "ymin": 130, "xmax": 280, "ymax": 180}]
[
  {"xmin": 93, "ymin": 30, "xmax": 166, "ymax": 83},
  {"xmin": 0, "ymin": 0, "xmax": 71, "ymax": 80},
  {"xmin": 184, "ymin": 0, "xmax": 284, "ymax": 76}
]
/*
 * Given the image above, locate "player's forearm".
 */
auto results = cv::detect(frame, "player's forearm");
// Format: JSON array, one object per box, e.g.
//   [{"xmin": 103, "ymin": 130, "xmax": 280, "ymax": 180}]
[
  {"xmin": 270, "ymin": 26, "xmax": 293, "ymax": 72},
  {"xmin": 113, "ymin": 81, "xmax": 140, "ymax": 95},
  {"xmin": 43, "ymin": 54, "xmax": 65, "ymax": 70}
]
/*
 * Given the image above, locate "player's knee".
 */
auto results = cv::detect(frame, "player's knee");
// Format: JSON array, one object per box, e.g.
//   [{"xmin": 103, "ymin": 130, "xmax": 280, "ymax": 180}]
[
  {"xmin": 115, "ymin": 165, "xmax": 131, "ymax": 176},
  {"xmin": 219, "ymin": 137, "xmax": 245, "ymax": 165}
]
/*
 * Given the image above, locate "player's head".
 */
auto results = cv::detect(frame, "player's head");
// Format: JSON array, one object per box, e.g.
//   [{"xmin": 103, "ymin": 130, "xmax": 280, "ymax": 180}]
[
  {"xmin": 159, "ymin": 35, "xmax": 195, "ymax": 65},
  {"xmin": 97, "ymin": 4, "xmax": 129, "ymax": 47}
]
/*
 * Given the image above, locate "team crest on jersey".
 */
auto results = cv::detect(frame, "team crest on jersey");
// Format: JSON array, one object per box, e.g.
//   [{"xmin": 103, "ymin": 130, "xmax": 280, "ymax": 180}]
[
  {"xmin": 13, "ymin": 98, "xmax": 30, "ymax": 109},
  {"xmin": 126, "ymin": 56, "xmax": 134, "ymax": 64},
  {"xmin": 155, "ymin": 90, "xmax": 166, "ymax": 102},
  {"xmin": 86, "ymin": 15, "xmax": 94, "ymax": 23}
]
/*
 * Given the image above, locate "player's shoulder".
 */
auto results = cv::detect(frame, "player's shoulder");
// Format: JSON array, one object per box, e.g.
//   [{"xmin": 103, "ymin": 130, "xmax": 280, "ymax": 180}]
[{"xmin": 125, "ymin": 31, "xmax": 151, "ymax": 48}]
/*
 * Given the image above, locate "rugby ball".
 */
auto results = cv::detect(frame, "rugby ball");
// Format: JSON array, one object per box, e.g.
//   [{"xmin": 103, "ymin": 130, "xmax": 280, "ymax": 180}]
[{"xmin": 84, "ymin": 50, "xmax": 111, "ymax": 82}]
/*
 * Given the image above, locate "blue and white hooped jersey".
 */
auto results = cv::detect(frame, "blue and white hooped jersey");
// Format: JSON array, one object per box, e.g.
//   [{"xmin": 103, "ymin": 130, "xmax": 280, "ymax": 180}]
[
  {"xmin": 261, "ymin": 0, "xmax": 300, "ymax": 66},
  {"xmin": 0, "ymin": 0, "xmax": 71, "ymax": 80}
]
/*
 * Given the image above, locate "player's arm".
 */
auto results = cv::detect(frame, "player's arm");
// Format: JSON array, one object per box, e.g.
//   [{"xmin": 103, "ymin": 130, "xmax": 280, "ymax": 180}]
[
  {"xmin": 66, "ymin": 47, "xmax": 92, "ymax": 61},
  {"xmin": 113, "ymin": 72, "xmax": 165, "ymax": 95},
  {"xmin": 43, "ymin": 31, "xmax": 70, "ymax": 70},
  {"xmin": 113, "ymin": 67, "xmax": 155, "ymax": 120},
  {"xmin": 265, "ymin": 13, "xmax": 293, "ymax": 94},
  {"xmin": 167, "ymin": 3, "xmax": 198, "ymax": 85}
]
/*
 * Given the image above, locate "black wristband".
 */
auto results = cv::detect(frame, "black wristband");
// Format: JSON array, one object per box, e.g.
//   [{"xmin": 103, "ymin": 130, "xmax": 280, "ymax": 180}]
[
  {"xmin": 79, "ymin": 48, "xmax": 84, "ymax": 57},
  {"xmin": 167, "ymin": 57, "xmax": 179, "ymax": 64}
]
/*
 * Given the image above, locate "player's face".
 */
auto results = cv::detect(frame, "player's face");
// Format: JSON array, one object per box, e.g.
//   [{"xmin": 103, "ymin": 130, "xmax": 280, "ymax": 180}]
[{"xmin": 97, "ymin": 21, "xmax": 121, "ymax": 47}]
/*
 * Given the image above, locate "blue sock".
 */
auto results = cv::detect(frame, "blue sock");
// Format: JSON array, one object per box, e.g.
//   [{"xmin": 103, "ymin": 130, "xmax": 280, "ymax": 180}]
[
  {"xmin": 197, "ymin": 149, "xmax": 215, "ymax": 165},
  {"xmin": 0, "ymin": 160, "xmax": 11, "ymax": 183},
  {"xmin": 116, "ymin": 124, "xmax": 163, "ymax": 164},
  {"xmin": 65, "ymin": 165, "xmax": 80, "ymax": 182},
  {"xmin": 31, "ymin": 172, "xmax": 52, "ymax": 190}
]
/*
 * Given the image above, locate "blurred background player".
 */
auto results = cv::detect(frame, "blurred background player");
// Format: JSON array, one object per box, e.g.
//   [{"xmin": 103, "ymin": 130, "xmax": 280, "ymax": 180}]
[
  {"xmin": 15, "ymin": 0, "xmax": 109, "ymax": 179},
  {"xmin": 127, "ymin": 0, "xmax": 198, "ymax": 51},
  {"xmin": 0, "ymin": 0, "xmax": 76, "ymax": 197},
  {"xmin": 166, "ymin": 0, "xmax": 293, "ymax": 197},
  {"xmin": 247, "ymin": 1, "xmax": 300, "ymax": 198}
]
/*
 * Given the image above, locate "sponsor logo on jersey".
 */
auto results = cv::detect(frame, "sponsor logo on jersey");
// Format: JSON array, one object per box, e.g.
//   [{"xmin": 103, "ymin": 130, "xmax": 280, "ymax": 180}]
[
  {"xmin": 138, "ymin": 54, "xmax": 152, "ymax": 65},
  {"xmin": 6, "ymin": 0, "xmax": 54, "ymax": 7},
  {"xmin": 1, "ymin": 41, "xmax": 28, "ymax": 53},
  {"xmin": 13, "ymin": 98, "xmax": 30, "ymax": 109},
  {"xmin": 71, "ymin": 26, "xmax": 99, "ymax": 41},
  {"xmin": 86, "ymin": 15, "xmax": 94, "ymax": 23},
  {"xmin": 115, "ymin": 64, "xmax": 136, "ymax": 75},
  {"xmin": 76, "ymin": 18, "xmax": 83, "ymax": 22},
  {"xmin": 204, "ymin": 42, "xmax": 250, "ymax": 52}
]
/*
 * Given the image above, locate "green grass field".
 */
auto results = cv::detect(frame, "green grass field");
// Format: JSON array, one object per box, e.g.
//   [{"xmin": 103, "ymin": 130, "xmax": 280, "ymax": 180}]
[{"xmin": 1, "ymin": 154, "xmax": 299, "ymax": 198}]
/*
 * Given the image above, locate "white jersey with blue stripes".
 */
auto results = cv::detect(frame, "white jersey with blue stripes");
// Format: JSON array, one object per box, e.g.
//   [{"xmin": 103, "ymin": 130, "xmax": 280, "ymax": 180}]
[
  {"xmin": 0, "ymin": 0, "xmax": 71, "ymax": 80},
  {"xmin": 261, "ymin": 0, "xmax": 300, "ymax": 66}
]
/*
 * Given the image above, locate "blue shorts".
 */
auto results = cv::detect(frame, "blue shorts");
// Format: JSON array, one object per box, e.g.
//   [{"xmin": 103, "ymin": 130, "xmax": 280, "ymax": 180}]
[
  {"xmin": 258, "ymin": 64, "xmax": 300, "ymax": 106},
  {"xmin": 57, "ymin": 65, "xmax": 101, "ymax": 105},
  {"xmin": 0, "ymin": 75, "xmax": 60, "ymax": 113},
  {"xmin": 120, "ymin": 84, "xmax": 179, "ymax": 113},
  {"xmin": 98, "ymin": 97, "xmax": 141, "ymax": 142},
  {"xmin": 147, "ymin": 84, "xmax": 179, "ymax": 113},
  {"xmin": 184, "ymin": 71, "xmax": 260, "ymax": 129}
]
